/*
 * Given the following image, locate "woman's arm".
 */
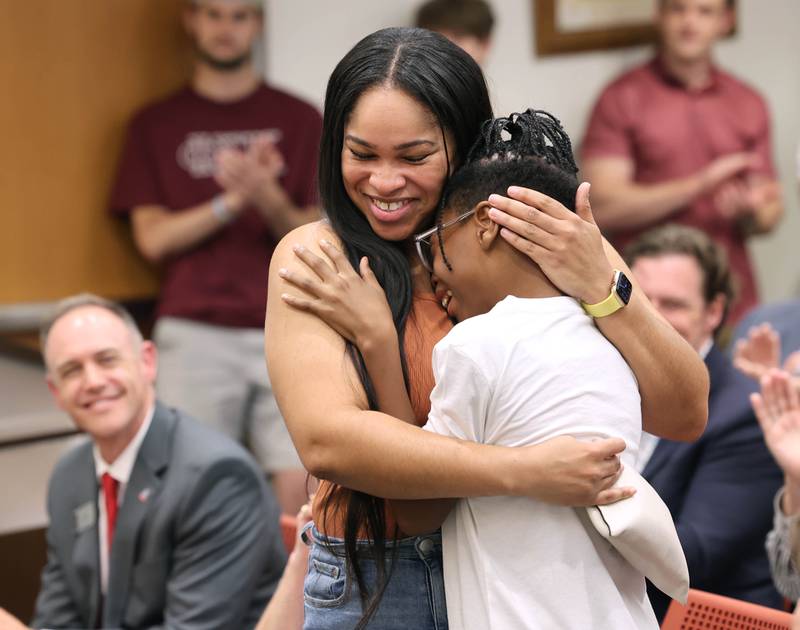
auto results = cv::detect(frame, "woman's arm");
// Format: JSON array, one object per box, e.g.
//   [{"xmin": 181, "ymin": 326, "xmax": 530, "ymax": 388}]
[
  {"xmin": 487, "ymin": 183, "xmax": 708, "ymax": 441},
  {"xmin": 277, "ymin": 239, "xmax": 459, "ymax": 532},
  {"xmin": 281, "ymin": 240, "xmax": 455, "ymax": 535},
  {"xmin": 598, "ymin": 239, "xmax": 707, "ymax": 441},
  {"xmin": 267, "ymin": 222, "xmax": 630, "ymax": 504},
  {"xmin": 280, "ymin": 241, "xmax": 415, "ymax": 423}
]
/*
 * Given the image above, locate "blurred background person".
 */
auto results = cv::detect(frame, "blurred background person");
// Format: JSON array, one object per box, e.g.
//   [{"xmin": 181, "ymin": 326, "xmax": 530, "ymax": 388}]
[
  {"xmin": 730, "ymin": 126, "xmax": 800, "ymax": 386},
  {"xmin": 734, "ymin": 321, "xmax": 800, "ymax": 387},
  {"xmin": 108, "ymin": 0, "xmax": 323, "ymax": 515},
  {"xmin": 625, "ymin": 224, "xmax": 783, "ymax": 620},
  {"xmin": 0, "ymin": 294, "xmax": 284, "ymax": 630},
  {"xmin": 734, "ymin": 304, "xmax": 800, "ymax": 372},
  {"xmin": 582, "ymin": 0, "xmax": 783, "ymax": 325},
  {"xmin": 414, "ymin": 0, "xmax": 494, "ymax": 66},
  {"xmin": 753, "ymin": 370, "xmax": 800, "ymax": 606},
  {"xmin": 255, "ymin": 501, "xmax": 313, "ymax": 630}
]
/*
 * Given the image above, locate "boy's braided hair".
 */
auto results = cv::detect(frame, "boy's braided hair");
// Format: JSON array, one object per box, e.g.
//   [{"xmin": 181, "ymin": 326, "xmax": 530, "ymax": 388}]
[{"xmin": 435, "ymin": 109, "xmax": 579, "ymax": 270}]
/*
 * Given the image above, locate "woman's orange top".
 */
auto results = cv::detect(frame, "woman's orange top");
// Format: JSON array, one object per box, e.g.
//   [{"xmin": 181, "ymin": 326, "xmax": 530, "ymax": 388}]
[{"xmin": 312, "ymin": 292, "xmax": 452, "ymax": 537}]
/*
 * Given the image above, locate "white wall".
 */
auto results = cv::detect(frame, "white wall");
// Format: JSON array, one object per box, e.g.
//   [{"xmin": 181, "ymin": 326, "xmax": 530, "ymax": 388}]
[{"xmin": 265, "ymin": 0, "xmax": 800, "ymax": 302}]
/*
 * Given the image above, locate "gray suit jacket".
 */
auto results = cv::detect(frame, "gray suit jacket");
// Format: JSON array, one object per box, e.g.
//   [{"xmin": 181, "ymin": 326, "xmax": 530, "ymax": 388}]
[{"xmin": 32, "ymin": 402, "xmax": 286, "ymax": 629}]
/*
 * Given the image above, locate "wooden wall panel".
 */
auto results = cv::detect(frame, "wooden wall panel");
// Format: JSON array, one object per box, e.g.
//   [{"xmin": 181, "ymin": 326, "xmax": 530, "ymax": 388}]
[
  {"xmin": 0, "ymin": 0, "xmax": 192, "ymax": 304},
  {"xmin": 0, "ymin": 527, "xmax": 46, "ymax": 622}
]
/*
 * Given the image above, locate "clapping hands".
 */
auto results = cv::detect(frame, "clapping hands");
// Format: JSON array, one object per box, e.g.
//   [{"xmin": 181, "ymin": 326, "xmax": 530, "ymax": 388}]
[
  {"xmin": 734, "ymin": 323, "xmax": 800, "ymax": 386},
  {"xmin": 751, "ymin": 370, "xmax": 800, "ymax": 485},
  {"xmin": 214, "ymin": 133, "xmax": 289, "ymax": 216}
]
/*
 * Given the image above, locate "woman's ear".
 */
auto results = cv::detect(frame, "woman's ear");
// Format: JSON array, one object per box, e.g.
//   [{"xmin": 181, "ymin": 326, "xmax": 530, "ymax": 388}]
[{"xmin": 474, "ymin": 201, "xmax": 500, "ymax": 251}]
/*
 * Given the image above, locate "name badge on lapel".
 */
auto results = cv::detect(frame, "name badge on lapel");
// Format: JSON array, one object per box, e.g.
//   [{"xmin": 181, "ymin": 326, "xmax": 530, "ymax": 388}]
[{"xmin": 74, "ymin": 501, "xmax": 96, "ymax": 533}]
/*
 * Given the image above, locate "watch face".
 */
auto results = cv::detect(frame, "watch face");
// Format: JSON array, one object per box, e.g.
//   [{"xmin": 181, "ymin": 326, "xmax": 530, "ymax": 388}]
[{"xmin": 615, "ymin": 271, "xmax": 633, "ymax": 305}]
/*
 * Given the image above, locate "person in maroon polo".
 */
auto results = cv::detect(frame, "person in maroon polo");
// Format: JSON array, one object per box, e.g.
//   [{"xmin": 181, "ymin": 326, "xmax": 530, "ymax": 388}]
[
  {"xmin": 109, "ymin": 0, "xmax": 321, "ymax": 514},
  {"xmin": 581, "ymin": 0, "xmax": 782, "ymax": 325}
]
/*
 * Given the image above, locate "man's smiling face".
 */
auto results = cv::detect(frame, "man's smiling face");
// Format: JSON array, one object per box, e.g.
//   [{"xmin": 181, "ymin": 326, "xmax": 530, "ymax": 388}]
[{"xmin": 45, "ymin": 306, "xmax": 156, "ymax": 452}]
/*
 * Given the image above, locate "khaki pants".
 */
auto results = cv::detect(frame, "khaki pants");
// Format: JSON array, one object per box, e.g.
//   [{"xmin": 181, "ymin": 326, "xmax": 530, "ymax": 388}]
[{"xmin": 153, "ymin": 316, "xmax": 301, "ymax": 472}]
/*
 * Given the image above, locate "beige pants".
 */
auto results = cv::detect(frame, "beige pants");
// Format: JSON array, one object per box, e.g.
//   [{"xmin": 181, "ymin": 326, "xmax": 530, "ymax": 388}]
[{"xmin": 153, "ymin": 316, "xmax": 301, "ymax": 472}]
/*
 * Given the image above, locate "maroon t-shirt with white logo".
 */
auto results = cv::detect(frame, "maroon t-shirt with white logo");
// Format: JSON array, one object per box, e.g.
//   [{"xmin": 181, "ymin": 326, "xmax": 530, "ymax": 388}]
[{"xmin": 109, "ymin": 83, "xmax": 322, "ymax": 328}]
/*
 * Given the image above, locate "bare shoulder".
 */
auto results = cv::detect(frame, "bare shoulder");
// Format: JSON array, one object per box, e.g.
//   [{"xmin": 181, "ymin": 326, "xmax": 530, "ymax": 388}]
[
  {"xmin": 265, "ymin": 220, "xmax": 368, "ymax": 426},
  {"xmin": 272, "ymin": 220, "xmax": 340, "ymax": 264},
  {"xmin": 284, "ymin": 219, "xmax": 338, "ymax": 243},
  {"xmin": 266, "ymin": 219, "xmax": 344, "ymax": 344}
]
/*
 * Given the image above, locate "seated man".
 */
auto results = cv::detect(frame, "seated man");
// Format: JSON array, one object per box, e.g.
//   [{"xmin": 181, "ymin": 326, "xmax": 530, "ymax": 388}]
[
  {"xmin": 2, "ymin": 294, "xmax": 285, "ymax": 630},
  {"xmin": 626, "ymin": 224, "xmax": 783, "ymax": 619}
]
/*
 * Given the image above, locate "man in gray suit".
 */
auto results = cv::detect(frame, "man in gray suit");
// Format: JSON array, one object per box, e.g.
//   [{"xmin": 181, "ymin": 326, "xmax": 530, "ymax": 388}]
[{"xmin": 0, "ymin": 294, "xmax": 285, "ymax": 629}]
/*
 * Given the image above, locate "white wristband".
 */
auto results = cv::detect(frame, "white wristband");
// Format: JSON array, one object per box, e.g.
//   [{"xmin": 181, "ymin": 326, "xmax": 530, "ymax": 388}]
[{"xmin": 211, "ymin": 194, "xmax": 233, "ymax": 224}]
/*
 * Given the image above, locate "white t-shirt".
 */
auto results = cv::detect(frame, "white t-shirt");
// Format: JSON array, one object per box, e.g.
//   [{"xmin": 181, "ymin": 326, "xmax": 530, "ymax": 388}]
[{"xmin": 423, "ymin": 296, "xmax": 658, "ymax": 630}]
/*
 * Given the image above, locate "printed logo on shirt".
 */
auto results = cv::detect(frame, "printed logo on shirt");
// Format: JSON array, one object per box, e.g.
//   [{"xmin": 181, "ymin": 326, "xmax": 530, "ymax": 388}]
[{"xmin": 176, "ymin": 128, "xmax": 283, "ymax": 178}]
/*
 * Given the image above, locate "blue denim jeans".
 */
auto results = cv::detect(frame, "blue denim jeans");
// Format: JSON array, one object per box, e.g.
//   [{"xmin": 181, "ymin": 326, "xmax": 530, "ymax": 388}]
[{"xmin": 302, "ymin": 525, "xmax": 448, "ymax": 630}]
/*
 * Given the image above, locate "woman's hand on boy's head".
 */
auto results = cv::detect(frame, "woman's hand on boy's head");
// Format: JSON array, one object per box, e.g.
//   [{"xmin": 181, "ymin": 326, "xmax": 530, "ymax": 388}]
[
  {"xmin": 486, "ymin": 182, "xmax": 614, "ymax": 304},
  {"xmin": 278, "ymin": 240, "xmax": 396, "ymax": 350}
]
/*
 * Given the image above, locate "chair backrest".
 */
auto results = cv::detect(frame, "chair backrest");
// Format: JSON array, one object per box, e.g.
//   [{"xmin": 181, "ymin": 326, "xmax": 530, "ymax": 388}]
[
  {"xmin": 661, "ymin": 589, "xmax": 793, "ymax": 630},
  {"xmin": 279, "ymin": 513, "xmax": 297, "ymax": 553}
]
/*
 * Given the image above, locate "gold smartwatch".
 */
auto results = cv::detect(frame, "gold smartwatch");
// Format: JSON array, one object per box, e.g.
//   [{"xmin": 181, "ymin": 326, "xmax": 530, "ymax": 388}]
[{"xmin": 580, "ymin": 270, "xmax": 633, "ymax": 318}]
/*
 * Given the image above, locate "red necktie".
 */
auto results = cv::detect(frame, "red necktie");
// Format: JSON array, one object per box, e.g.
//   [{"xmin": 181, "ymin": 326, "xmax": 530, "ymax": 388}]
[{"xmin": 101, "ymin": 472, "xmax": 119, "ymax": 553}]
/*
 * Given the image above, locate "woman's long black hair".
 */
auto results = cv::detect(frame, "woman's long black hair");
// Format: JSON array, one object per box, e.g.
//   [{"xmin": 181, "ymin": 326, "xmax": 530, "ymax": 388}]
[{"xmin": 317, "ymin": 27, "xmax": 492, "ymax": 626}]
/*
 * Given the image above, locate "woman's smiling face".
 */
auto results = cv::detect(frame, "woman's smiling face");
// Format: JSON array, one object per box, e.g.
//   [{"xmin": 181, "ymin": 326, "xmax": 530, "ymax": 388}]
[{"xmin": 341, "ymin": 86, "xmax": 454, "ymax": 242}]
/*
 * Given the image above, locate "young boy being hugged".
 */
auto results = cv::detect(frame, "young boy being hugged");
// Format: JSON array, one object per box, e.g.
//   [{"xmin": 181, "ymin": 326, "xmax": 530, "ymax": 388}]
[{"xmin": 393, "ymin": 110, "xmax": 656, "ymax": 629}]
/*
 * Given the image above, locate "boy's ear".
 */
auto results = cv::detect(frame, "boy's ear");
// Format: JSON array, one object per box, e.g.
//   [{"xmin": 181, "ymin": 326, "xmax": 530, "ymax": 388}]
[{"xmin": 473, "ymin": 201, "xmax": 500, "ymax": 251}]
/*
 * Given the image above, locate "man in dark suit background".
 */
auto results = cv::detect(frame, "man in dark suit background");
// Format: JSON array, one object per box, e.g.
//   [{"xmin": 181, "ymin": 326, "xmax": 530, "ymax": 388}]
[
  {"xmin": 0, "ymin": 294, "xmax": 285, "ymax": 629},
  {"xmin": 626, "ymin": 224, "xmax": 783, "ymax": 620}
]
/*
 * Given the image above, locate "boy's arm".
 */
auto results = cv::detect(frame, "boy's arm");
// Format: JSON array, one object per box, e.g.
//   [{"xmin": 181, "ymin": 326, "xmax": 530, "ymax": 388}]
[
  {"xmin": 361, "ymin": 328, "xmax": 456, "ymax": 535},
  {"xmin": 389, "ymin": 343, "xmax": 491, "ymax": 535},
  {"xmin": 360, "ymin": 333, "xmax": 416, "ymax": 425}
]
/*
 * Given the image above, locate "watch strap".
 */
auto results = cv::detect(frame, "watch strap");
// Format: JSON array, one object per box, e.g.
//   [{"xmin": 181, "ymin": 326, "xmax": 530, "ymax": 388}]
[
  {"xmin": 581, "ymin": 291, "xmax": 624, "ymax": 318},
  {"xmin": 581, "ymin": 271, "xmax": 626, "ymax": 318}
]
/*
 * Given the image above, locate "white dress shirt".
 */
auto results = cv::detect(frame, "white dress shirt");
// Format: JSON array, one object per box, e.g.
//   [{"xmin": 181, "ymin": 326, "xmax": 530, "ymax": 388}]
[{"xmin": 92, "ymin": 406, "xmax": 154, "ymax": 593}]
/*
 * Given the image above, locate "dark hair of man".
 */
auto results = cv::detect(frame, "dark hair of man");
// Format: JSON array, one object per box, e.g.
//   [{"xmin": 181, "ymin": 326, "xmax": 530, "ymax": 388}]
[
  {"xmin": 317, "ymin": 26, "xmax": 492, "ymax": 626},
  {"xmin": 40, "ymin": 293, "xmax": 143, "ymax": 361},
  {"xmin": 659, "ymin": 0, "xmax": 735, "ymax": 9},
  {"xmin": 623, "ymin": 224, "xmax": 736, "ymax": 330},
  {"xmin": 415, "ymin": 0, "xmax": 495, "ymax": 40},
  {"xmin": 435, "ymin": 109, "xmax": 578, "ymax": 271}
]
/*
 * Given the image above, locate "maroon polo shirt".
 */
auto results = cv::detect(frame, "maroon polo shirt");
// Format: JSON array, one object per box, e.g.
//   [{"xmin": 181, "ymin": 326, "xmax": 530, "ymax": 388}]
[
  {"xmin": 109, "ymin": 83, "xmax": 322, "ymax": 328},
  {"xmin": 581, "ymin": 58, "xmax": 776, "ymax": 323}
]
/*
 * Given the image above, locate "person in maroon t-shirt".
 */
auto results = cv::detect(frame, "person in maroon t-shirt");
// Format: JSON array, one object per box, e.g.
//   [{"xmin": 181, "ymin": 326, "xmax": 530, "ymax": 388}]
[
  {"xmin": 581, "ymin": 0, "xmax": 783, "ymax": 325},
  {"xmin": 109, "ymin": 0, "xmax": 322, "ymax": 515}
]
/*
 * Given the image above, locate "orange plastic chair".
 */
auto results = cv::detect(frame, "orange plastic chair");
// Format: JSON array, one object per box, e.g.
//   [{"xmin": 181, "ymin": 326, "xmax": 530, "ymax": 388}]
[
  {"xmin": 279, "ymin": 513, "xmax": 297, "ymax": 553},
  {"xmin": 661, "ymin": 588, "xmax": 793, "ymax": 630}
]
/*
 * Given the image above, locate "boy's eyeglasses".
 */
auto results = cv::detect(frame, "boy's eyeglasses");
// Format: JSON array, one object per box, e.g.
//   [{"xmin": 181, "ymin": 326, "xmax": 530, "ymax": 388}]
[{"xmin": 413, "ymin": 208, "xmax": 477, "ymax": 273}]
